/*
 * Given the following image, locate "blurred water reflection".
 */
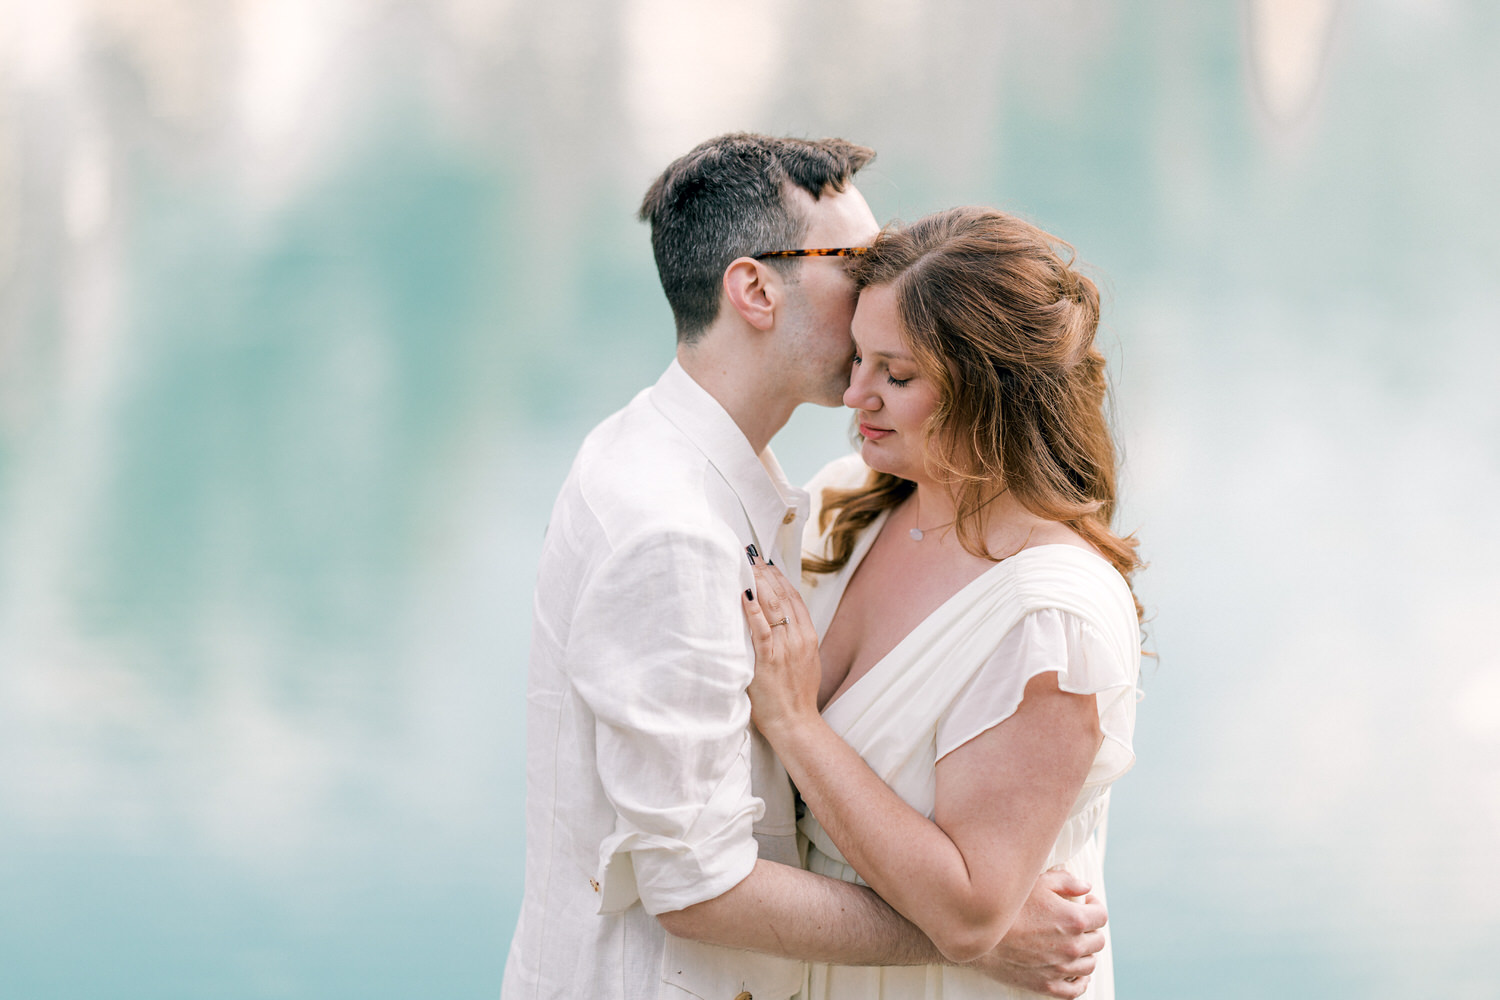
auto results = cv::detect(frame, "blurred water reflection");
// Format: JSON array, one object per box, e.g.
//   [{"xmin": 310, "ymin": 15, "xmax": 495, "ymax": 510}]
[{"xmin": 2, "ymin": 2, "xmax": 1497, "ymax": 998}]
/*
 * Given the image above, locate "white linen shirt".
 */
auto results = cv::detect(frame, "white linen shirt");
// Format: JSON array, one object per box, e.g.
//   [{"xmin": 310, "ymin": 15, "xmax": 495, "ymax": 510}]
[{"xmin": 501, "ymin": 361, "xmax": 809, "ymax": 1000}]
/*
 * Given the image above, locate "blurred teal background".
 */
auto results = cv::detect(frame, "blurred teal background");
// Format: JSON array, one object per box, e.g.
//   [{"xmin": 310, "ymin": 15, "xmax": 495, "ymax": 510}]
[{"xmin": 2, "ymin": 2, "xmax": 1498, "ymax": 998}]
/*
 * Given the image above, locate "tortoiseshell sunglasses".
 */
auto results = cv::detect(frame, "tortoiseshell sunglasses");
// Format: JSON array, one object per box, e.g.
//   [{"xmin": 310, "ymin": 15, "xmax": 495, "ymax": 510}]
[{"xmin": 751, "ymin": 247, "xmax": 870, "ymax": 260}]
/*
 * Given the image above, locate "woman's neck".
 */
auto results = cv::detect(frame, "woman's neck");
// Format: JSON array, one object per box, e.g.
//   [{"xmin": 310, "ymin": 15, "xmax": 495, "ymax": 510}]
[
  {"xmin": 906, "ymin": 477, "xmax": 1042, "ymax": 555},
  {"xmin": 909, "ymin": 480, "xmax": 958, "ymax": 532}
]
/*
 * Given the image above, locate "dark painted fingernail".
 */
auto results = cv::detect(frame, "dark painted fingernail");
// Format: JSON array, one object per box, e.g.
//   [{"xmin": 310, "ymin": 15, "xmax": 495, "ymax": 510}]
[
  {"xmin": 745, "ymin": 589, "xmax": 753, "ymax": 601},
  {"xmin": 746, "ymin": 544, "xmax": 759, "ymax": 565},
  {"xmin": 767, "ymin": 559, "xmax": 774, "ymax": 566}
]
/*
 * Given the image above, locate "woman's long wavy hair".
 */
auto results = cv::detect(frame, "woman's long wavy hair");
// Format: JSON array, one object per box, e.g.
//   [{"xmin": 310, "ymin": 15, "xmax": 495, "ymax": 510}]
[{"xmin": 805, "ymin": 206, "xmax": 1144, "ymax": 620}]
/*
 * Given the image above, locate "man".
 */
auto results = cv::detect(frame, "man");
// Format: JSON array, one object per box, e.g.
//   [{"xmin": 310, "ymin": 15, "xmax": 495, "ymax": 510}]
[{"xmin": 502, "ymin": 134, "xmax": 1106, "ymax": 1000}]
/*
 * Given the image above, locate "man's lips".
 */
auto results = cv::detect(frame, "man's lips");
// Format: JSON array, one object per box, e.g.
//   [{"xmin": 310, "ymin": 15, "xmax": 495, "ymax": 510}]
[{"xmin": 858, "ymin": 423, "xmax": 892, "ymax": 440}]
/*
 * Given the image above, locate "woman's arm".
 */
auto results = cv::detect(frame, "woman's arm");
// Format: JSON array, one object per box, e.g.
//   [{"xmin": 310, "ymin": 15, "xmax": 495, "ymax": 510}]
[{"xmin": 744, "ymin": 560, "xmax": 1102, "ymax": 964}]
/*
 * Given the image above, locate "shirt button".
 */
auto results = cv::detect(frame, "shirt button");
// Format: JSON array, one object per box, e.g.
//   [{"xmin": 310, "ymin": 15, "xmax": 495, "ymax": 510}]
[{"xmin": 781, "ymin": 509, "xmax": 796, "ymax": 525}]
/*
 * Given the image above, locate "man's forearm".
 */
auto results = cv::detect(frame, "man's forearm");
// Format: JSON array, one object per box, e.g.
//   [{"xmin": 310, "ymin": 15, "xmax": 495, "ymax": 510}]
[{"xmin": 656, "ymin": 858, "xmax": 941, "ymax": 966}]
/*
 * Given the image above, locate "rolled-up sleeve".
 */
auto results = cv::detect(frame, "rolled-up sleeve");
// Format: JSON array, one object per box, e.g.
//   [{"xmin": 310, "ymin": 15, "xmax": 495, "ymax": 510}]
[{"xmin": 568, "ymin": 526, "xmax": 761, "ymax": 916}]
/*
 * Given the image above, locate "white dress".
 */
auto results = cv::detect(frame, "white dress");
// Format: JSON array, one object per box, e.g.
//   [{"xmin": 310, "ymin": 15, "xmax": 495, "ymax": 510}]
[{"xmin": 796, "ymin": 456, "xmax": 1142, "ymax": 1000}]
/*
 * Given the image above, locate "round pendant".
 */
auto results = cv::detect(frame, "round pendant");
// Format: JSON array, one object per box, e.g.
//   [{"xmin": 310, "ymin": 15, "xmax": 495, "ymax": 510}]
[{"xmin": 909, "ymin": 527, "xmax": 924, "ymax": 541}]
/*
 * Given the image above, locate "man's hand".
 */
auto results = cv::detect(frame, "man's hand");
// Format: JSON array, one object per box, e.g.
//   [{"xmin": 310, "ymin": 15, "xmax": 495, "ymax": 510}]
[{"xmin": 964, "ymin": 868, "xmax": 1107, "ymax": 999}]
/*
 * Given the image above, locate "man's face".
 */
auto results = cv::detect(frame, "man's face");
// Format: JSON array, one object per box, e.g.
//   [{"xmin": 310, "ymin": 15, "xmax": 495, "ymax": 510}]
[{"xmin": 777, "ymin": 184, "xmax": 881, "ymax": 407}]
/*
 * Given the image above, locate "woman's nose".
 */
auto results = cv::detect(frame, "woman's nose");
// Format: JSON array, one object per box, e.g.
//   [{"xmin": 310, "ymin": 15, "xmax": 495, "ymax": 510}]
[{"xmin": 843, "ymin": 377, "xmax": 875, "ymax": 410}]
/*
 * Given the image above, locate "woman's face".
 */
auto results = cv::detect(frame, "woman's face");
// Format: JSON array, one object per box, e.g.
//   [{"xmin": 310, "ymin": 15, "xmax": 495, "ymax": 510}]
[{"xmin": 844, "ymin": 283, "xmax": 941, "ymax": 483}]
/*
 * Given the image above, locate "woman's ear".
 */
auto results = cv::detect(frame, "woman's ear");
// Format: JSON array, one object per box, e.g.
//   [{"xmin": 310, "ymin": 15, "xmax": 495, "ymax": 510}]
[{"xmin": 722, "ymin": 258, "xmax": 779, "ymax": 331}]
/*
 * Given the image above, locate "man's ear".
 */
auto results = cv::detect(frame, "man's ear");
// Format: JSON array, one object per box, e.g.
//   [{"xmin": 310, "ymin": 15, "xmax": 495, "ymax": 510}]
[{"xmin": 722, "ymin": 258, "xmax": 779, "ymax": 332}]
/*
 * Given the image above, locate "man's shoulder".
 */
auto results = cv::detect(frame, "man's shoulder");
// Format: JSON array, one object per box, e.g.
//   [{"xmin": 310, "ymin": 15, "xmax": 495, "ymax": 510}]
[
  {"xmin": 577, "ymin": 390, "xmax": 690, "ymax": 471},
  {"xmin": 576, "ymin": 405, "xmax": 730, "ymax": 517},
  {"xmin": 550, "ymin": 398, "xmax": 740, "ymax": 556}
]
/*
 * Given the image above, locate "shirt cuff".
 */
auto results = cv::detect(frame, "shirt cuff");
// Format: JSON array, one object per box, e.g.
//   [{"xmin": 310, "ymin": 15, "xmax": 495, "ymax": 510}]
[{"xmin": 595, "ymin": 741, "xmax": 764, "ymax": 916}]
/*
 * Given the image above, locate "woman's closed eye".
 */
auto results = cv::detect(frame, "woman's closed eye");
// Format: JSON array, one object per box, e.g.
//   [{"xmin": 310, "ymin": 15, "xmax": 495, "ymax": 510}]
[{"xmin": 853, "ymin": 354, "xmax": 913, "ymax": 387}]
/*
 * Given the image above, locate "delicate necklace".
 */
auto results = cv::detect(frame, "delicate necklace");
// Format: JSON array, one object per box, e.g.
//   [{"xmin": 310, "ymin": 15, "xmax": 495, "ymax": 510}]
[
  {"xmin": 907, "ymin": 494, "xmax": 954, "ymax": 541},
  {"xmin": 909, "ymin": 520, "xmax": 952, "ymax": 542},
  {"xmin": 907, "ymin": 487, "xmax": 1008, "ymax": 541}
]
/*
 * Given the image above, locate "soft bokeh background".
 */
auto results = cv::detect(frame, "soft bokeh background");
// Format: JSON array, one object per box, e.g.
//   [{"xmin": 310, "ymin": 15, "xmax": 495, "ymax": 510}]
[{"xmin": 3, "ymin": 1, "xmax": 1498, "ymax": 997}]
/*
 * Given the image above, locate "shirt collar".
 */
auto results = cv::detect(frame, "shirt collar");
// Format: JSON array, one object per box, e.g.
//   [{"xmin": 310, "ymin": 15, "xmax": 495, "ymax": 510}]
[{"xmin": 648, "ymin": 360, "xmax": 808, "ymax": 556}]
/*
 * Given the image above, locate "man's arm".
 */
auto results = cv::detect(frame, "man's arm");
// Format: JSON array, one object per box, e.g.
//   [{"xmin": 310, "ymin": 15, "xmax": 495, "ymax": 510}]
[
  {"xmin": 657, "ymin": 859, "xmax": 935, "ymax": 965},
  {"xmin": 658, "ymin": 861, "xmax": 1106, "ymax": 998}
]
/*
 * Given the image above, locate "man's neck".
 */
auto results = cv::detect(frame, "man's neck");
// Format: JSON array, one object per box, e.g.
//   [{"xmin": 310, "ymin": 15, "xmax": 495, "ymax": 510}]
[{"xmin": 677, "ymin": 344, "xmax": 797, "ymax": 455}]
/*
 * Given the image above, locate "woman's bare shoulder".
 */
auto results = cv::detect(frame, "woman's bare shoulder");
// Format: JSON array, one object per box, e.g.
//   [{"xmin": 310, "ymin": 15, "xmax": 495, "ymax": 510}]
[{"xmin": 1014, "ymin": 519, "xmax": 1100, "ymax": 558}]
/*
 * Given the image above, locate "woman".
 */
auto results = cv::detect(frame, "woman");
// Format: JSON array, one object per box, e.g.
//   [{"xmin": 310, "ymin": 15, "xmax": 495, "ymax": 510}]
[{"xmin": 742, "ymin": 206, "xmax": 1143, "ymax": 999}]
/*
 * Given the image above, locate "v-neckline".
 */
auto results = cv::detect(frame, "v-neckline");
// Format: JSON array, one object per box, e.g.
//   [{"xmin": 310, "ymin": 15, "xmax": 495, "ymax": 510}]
[{"xmin": 817, "ymin": 520, "xmax": 1056, "ymax": 717}]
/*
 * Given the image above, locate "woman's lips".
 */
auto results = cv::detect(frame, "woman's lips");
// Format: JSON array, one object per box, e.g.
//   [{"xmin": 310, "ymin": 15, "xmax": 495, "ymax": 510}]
[{"xmin": 858, "ymin": 423, "xmax": 891, "ymax": 440}]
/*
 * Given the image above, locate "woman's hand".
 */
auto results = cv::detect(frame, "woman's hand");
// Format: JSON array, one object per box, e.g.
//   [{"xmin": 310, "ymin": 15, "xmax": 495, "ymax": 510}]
[{"xmin": 741, "ymin": 554, "xmax": 823, "ymax": 738}]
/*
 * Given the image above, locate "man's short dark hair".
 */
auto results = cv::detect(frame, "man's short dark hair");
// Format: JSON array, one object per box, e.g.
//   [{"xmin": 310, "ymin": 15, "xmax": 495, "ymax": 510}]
[{"xmin": 638, "ymin": 133, "xmax": 875, "ymax": 344}]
